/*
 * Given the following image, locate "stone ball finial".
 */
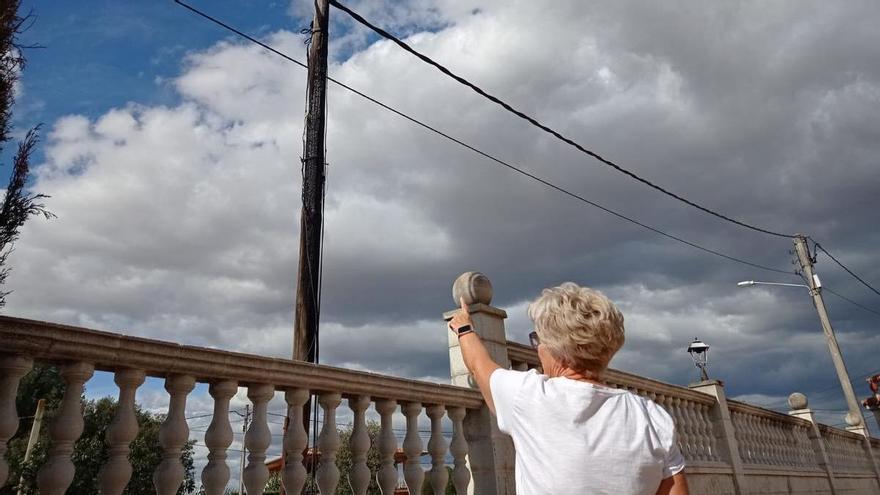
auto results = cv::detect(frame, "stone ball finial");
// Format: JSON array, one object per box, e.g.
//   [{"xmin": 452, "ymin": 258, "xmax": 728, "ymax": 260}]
[
  {"xmin": 788, "ymin": 392, "xmax": 808, "ymax": 410},
  {"xmin": 845, "ymin": 412, "xmax": 863, "ymax": 427},
  {"xmin": 452, "ymin": 272, "xmax": 493, "ymax": 306}
]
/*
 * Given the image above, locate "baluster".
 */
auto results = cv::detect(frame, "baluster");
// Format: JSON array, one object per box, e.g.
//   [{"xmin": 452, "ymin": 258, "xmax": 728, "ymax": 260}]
[
  {"xmin": 282, "ymin": 389, "xmax": 310, "ymax": 494},
  {"xmin": 36, "ymin": 362, "xmax": 94, "ymax": 495},
  {"xmin": 742, "ymin": 413, "xmax": 757, "ymax": 463},
  {"xmin": 427, "ymin": 404, "xmax": 449, "ymax": 495},
  {"xmin": 447, "ymin": 406, "xmax": 470, "ymax": 494},
  {"xmin": 767, "ymin": 419, "xmax": 779, "ymax": 464},
  {"xmin": 0, "ymin": 355, "xmax": 33, "ymax": 486},
  {"xmin": 349, "ymin": 395, "xmax": 371, "ymax": 495},
  {"xmin": 771, "ymin": 419, "xmax": 785, "ymax": 465},
  {"xmin": 316, "ymin": 392, "xmax": 342, "ymax": 494},
  {"xmin": 696, "ymin": 403, "xmax": 712, "ymax": 460},
  {"xmin": 201, "ymin": 380, "xmax": 238, "ymax": 495},
  {"xmin": 99, "ymin": 368, "xmax": 146, "ymax": 494},
  {"xmin": 798, "ymin": 425, "xmax": 814, "ymax": 467},
  {"xmin": 780, "ymin": 421, "xmax": 796, "ymax": 466},
  {"xmin": 669, "ymin": 397, "xmax": 690, "ymax": 459},
  {"xmin": 701, "ymin": 403, "xmax": 719, "ymax": 461},
  {"xmin": 402, "ymin": 402, "xmax": 425, "ymax": 493},
  {"xmin": 243, "ymin": 383, "xmax": 274, "ymax": 495},
  {"xmin": 684, "ymin": 401, "xmax": 705, "ymax": 461},
  {"xmin": 746, "ymin": 415, "xmax": 761, "ymax": 464},
  {"xmin": 731, "ymin": 412, "xmax": 747, "ymax": 462},
  {"xmin": 376, "ymin": 399, "xmax": 398, "ymax": 494},
  {"xmin": 681, "ymin": 399, "xmax": 701, "ymax": 460},
  {"xmin": 757, "ymin": 417, "xmax": 770, "ymax": 464},
  {"xmin": 152, "ymin": 374, "xmax": 195, "ymax": 495}
]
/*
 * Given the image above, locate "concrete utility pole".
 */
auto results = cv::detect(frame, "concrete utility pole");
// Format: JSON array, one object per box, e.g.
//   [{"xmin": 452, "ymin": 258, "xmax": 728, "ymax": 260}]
[
  {"xmin": 17, "ymin": 399, "xmax": 45, "ymax": 495},
  {"xmin": 794, "ymin": 235, "xmax": 869, "ymax": 436},
  {"xmin": 293, "ymin": 0, "xmax": 331, "ymax": 364}
]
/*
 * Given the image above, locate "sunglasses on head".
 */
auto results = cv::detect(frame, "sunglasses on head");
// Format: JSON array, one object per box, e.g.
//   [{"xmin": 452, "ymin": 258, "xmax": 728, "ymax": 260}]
[{"xmin": 528, "ymin": 331, "xmax": 540, "ymax": 349}]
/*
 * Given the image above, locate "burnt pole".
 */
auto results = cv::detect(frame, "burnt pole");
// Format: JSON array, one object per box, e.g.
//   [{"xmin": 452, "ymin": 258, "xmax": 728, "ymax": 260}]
[{"xmin": 294, "ymin": 0, "xmax": 330, "ymax": 364}]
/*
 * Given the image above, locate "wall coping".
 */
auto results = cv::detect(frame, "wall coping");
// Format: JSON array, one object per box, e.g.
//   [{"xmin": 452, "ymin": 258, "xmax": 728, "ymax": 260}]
[
  {"xmin": 0, "ymin": 315, "xmax": 484, "ymax": 409},
  {"xmin": 508, "ymin": 341, "xmax": 716, "ymax": 405}
]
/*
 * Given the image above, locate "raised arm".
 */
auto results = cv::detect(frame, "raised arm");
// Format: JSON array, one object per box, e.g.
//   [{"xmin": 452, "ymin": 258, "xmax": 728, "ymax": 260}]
[{"xmin": 448, "ymin": 298, "xmax": 502, "ymax": 414}]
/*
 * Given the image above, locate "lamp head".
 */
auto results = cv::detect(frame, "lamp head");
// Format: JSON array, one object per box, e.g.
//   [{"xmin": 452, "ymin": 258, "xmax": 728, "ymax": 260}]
[
  {"xmin": 737, "ymin": 280, "xmax": 756, "ymax": 287},
  {"xmin": 686, "ymin": 337, "xmax": 710, "ymax": 380}
]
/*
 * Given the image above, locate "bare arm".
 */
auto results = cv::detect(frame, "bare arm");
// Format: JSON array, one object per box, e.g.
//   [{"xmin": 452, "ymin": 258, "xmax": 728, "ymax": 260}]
[
  {"xmin": 655, "ymin": 473, "xmax": 688, "ymax": 495},
  {"xmin": 449, "ymin": 298, "xmax": 502, "ymax": 414}
]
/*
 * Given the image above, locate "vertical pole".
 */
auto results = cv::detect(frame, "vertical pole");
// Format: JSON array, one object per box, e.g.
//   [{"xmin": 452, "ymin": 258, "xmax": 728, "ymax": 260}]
[
  {"xmin": 794, "ymin": 235, "xmax": 869, "ymax": 436},
  {"xmin": 294, "ymin": 3, "xmax": 330, "ymax": 491},
  {"xmin": 239, "ymin": 404, "xmax": 250, "ymax": 494},
  {"xmin": 293, "ymin": 0, "xmax": 330, "ymax": 364},
  {"xmin": 16, "ymin": 399, "xmax": 45, "ymax": 495}
]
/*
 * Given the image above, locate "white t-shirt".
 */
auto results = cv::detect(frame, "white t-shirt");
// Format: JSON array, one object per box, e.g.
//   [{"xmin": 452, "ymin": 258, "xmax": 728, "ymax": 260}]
[{"xmin": 490, "ymin": 368, "xmax": 685, "ymax": 495}]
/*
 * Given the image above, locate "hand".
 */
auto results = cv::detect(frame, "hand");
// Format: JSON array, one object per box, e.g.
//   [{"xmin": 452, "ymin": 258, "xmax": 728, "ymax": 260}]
[{"xmin": 448, "ymin": 297, "xmax": 474, "ymax": 333}]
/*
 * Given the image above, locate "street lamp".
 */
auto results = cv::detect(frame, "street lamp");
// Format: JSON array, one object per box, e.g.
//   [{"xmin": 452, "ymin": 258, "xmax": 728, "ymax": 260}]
[
  {"xmin": 736, "ymin": 280, "xmax": 810, "ymax": 290},
  {"xmin": 687, "ymin": 337, "xmax": 710, "ymax": 382},
  {"xmin": 737, "ymin": 269, "xmax": 869, "ymax": 436}
]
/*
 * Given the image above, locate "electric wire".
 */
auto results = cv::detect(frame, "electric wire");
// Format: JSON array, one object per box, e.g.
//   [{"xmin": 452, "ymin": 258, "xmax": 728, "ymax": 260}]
[
  {"xmin": 813, "ymin": 241, "xmax": 880, "ymax": 299},
  {"xmin": 173, "ymin": 0, "xmax": 794, "ymax": 277},
  {"xmin": 328, "ymin": 0, "xmax": 797, "ymax": 240},
  {"xmin": 824, "ymin": 287, "xmax": 880, "ymax": 318}
]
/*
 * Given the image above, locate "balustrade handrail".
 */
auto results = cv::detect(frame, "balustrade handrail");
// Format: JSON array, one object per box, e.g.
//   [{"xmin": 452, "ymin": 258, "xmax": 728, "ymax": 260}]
[
  {"xmin": 726, "ymin": 399, "xmax": 814, "ymax": 428},
  {"xmin": 508, "ymin": 340, "xmax": 716, "ymax": 405},
  {"xmin": 817, "ymin": 423, "xmax": 871, "ymax": 442},
  {"xmin": 0, "ymin": 315, "xmax": 484, "ymax": 409}
]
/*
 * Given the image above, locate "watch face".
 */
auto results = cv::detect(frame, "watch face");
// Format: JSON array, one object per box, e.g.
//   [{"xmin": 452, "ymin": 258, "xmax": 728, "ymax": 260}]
[{"xmin": 457, "ymin": 325, "xmax": 472, "ymax": 335}]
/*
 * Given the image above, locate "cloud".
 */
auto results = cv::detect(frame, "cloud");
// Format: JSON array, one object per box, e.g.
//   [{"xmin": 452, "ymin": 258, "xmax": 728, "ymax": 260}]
[{"xmin": 6, "ymin": 0, "xmax": 880, "ymax": 443}]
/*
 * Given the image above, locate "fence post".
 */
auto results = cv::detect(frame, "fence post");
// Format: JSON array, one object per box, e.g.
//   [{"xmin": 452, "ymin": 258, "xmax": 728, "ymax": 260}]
[
  {"xmin": 788, "ymin": 392, "xmax": 840, "ymax": 494},
  {"xmin": 689, "ymin": 380, "xmax": 749, "ymax": 495},
  {"xmin": 445, "ymin": 272, "xmax": 515, "ymax": 495}
]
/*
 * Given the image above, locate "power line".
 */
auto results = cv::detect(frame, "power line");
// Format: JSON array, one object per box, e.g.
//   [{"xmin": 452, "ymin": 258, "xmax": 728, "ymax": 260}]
[
  {"xmin": 824, "ymin": 287, "xmax": 880, "ymax": 318},
  {"xmin": 173, "ymin": 0, "xmax": 794, "ymax": 276},
  {"xmin": 813, "ymin": 241, "xmax": 880, "ymax": 299},
  {"xmin": 328, "ymin": 0, "xmax": 797, "ymax": 240}
]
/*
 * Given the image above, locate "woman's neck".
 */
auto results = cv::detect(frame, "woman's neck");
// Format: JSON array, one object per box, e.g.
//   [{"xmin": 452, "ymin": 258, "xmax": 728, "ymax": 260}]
[{"xmin": 556, "ymin": 367, "xmax": 604, "ymax": 386}]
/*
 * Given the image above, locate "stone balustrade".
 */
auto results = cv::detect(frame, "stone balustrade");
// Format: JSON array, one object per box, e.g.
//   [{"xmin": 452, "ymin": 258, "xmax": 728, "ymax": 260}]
[
  {"xmin": 3, "ymin": 269, "xmax": 880, "ymax": 494},
  {"xmin": 0, "ymin": 316, "xmax": 480, "ymax": 495}
]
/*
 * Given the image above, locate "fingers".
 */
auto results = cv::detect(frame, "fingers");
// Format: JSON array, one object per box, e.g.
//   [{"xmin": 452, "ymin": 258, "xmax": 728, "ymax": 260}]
[{"xmin": 459, "ymin": 296, "xmax": 469, "ymax": 313}]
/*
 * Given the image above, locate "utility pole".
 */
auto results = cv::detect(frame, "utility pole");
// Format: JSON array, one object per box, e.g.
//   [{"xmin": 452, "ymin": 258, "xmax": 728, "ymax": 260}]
[
  {"xmin": 239, "ymin": 404, "xmax": 250, "ymax": 495},
  {"xmin": 292, "ymin": 2, "xmax": 330, "ymax": 490},
  {"xmin": 794, "ymin": 234, "xmax": 869, "ymax": 436},
  {"xmin": 293, "ymin": 0, "xmax": 330, "ymax": 364},
  {"xmin": 17, "ymin": 399, "xmax": 45, "ymax": 495}
]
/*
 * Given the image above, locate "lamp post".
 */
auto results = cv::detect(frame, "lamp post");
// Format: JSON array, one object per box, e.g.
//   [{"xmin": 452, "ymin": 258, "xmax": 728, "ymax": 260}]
[
  {"xmin": 737, "ymin": 269, "xmax": 869, "ymax": 436},
  {"xmin": 687, "ymin": 337, "xmax": 710, "ymax": 382}
]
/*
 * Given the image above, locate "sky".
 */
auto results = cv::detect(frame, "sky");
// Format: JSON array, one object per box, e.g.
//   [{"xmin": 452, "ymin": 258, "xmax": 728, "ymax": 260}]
[{"xmin": 5, "ymin": 0, "xmax": 880, "ymax": 484}]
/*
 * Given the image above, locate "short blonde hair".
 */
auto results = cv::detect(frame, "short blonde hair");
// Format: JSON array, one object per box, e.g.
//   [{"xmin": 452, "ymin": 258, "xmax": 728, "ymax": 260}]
[{"xmin": 528, "ymin": 282, "xmax": 625, "ymax": 374}]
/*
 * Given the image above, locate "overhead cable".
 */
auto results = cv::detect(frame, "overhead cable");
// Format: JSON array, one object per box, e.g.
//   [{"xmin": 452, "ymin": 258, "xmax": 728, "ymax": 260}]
[
  {"xmin": 174, "ymin": 0, "xmax": 794, "ymax": 276},
  {"xmin": 813, "ymin": 241, "xmax": 880, "ymax": 299},
  {"xmin": 824, "ymin": 287, "xmax": 880, "ymax": 318},
  {"xmin": 328, "ymin": 0, "xmax": 796, "ymax": 240}
]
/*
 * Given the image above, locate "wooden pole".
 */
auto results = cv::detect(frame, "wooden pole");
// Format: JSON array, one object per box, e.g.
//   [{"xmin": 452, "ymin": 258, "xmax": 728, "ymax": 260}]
[
  {"xmin": 294, "ymin": 0, "xmax": 329, "ymax": 365},
  {"xmin": 294, "ymin": 1, "xmax": 330, "ymax": 490}
]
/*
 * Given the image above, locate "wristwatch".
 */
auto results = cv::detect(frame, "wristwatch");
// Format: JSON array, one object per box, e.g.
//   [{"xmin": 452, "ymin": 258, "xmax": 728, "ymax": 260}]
[{"xmin": 455, "ymin": 324, "xmax": 474, "ymax": 337}]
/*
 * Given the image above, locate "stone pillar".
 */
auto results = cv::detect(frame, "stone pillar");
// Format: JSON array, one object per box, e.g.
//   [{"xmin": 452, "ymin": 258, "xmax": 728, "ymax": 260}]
[
  {"xmin": 445, "ymin": 271, "xmax": 515, "ymax": 495},
  {"xmin": 788, "ymin": 392, "xmax": 840, "ymax": 494},
  {"xmin": 689, "ymin": 380, "xmax": 749, "ymax": 495}
]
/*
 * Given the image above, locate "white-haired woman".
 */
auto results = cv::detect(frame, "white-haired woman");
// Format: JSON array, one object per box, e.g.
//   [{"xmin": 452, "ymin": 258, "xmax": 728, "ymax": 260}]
[{"xmin": 448, "ymin": 282, "xmax": 688, "ymax": 495}]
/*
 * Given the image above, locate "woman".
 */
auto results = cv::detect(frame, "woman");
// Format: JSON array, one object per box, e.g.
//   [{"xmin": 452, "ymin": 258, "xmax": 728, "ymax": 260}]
[{"xmin": 448, "ymin": 282, "xmax": 688, "ymax": 495}]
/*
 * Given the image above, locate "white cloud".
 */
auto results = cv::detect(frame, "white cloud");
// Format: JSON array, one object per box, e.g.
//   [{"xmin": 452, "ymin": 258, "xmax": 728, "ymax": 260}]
[{"xmin": 6, "ymin": 0, "xmax": 880, "ymax": 444}]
